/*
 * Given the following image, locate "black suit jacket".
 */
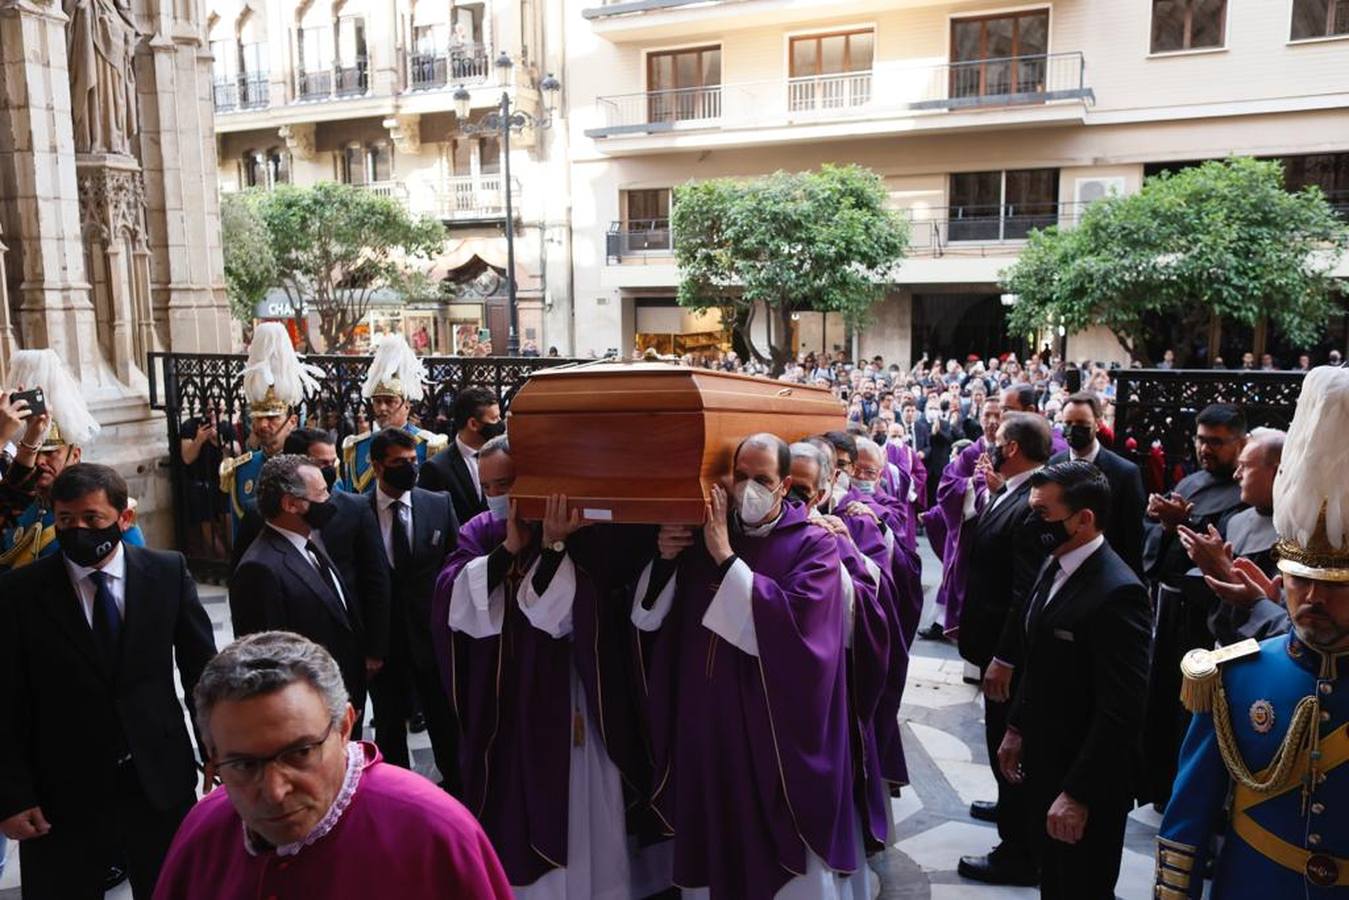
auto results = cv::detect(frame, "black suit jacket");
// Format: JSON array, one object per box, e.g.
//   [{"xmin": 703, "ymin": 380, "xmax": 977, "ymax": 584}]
[
  {"xmin": 370, "ymin": 487, "xmax": 458, "ymax": 670},
  {"xmin": 1008, "ymin": 543, "xmax": 1150, "ymax": 809},
  {"xmin": 1049, "ymin": 446, "xmax": 1147, "ymax": 577},
  {"xmin": 231, "ymin": 492, "xmax": 391, "ymax": 661},
  {"xmin": 419, "ymin": 443, "xmax": 486, "ymax": 527},
  {"xmin": 909, "ymin": 418, "xmax": 932, "ymax": 458},
  {"xmin": 958, "ymin": 478, "xmax": 1047, "ymax": 670},
  {"xmin": 229, "ymin": 526, "xmax": 371, "ymax": 708},
  {"xmin": 0, "ymin": 547, "xmax": 216, "ymax": 822}
]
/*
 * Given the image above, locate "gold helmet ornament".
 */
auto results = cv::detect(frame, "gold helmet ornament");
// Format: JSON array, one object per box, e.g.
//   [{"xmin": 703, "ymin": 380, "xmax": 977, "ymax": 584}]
[
  {"xmin": 1273, "ymin": 365, "xmax": 1349, "ymax": 583},
  {"xmin": 361, "ymin": 334, "xmax": 426, "ymax": 402},
  {"xmin": 6, "ymin": 349, "xmax": 100, "ymax": 451},
  {"xmin": 239, "ymin": 323, "xmax": 322, "ymax": 419}
]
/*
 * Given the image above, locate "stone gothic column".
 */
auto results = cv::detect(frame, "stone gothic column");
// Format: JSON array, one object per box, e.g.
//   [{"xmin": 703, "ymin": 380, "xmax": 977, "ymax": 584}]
[
  {"xmin": 135, "ymin": 20, "xmax": 233, "ymax": 354},
  {"xmin": 0, "ymin": 0, "xmax": 99, "ymax": 375}
]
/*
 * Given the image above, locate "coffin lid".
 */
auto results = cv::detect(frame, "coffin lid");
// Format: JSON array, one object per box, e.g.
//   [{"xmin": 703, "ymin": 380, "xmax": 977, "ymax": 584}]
[{"xmin": 510, "ymin": 362, "xmax": 842, "ymax": 416}]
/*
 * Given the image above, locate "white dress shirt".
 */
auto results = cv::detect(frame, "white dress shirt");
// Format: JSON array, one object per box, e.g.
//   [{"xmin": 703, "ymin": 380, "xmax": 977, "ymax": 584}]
[
  {"xmin": 988, "ymin": 466, "xmax": 1043, "ymax": 512},
  {"xmin": 267, "ymin": 522, "xmax": 348, "ymax": 609},
  {"xmin": 375, "ymin": 487, "xmax": 413, "ymax": 567},
  {"xmin": 456, "ymin": 436, "xmax": 482, "ymax": 499},
  {"xmin": 1071, "ymin": 440, "xmax": 1102, "ymax": 465},
  {"xmin": 1037, "ymin": 533, "xmax": 1107, "ymax": 616},
  {"xmin": 65, "ymin": 541, "xmax": 127, "ymax": 627}
]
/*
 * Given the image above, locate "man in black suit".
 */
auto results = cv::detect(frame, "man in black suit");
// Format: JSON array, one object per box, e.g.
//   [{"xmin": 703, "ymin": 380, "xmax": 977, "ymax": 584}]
[
  {"xmin": 957, "ymin": 412, "xmax": 1052, "ymax": 887},
  {"xmin": 998, "ymin": 462, "xmax": 1150, "ymax": 899},
  {"xmin": 1048, "ymin": 392, "xmax": 1147, "ymax": 576},
  {"xmin": 365, "ymin": 428, "xmax": 460, "ymax": 789},
  {"xmin": 418, "ymin": 386, "xmax": 503, "ymax": 525},
  {"xmin": 0, "ymin": 464, "xmax": 216, "ymax": 899},
  {"xmin": 230, "ymin": 454, "xmax": 384, "ymax": 730}
]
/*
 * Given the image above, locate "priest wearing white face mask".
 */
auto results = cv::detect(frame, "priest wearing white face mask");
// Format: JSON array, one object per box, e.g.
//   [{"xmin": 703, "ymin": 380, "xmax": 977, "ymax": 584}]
[{"xmin": 631, "ymin": 433, "xmax": 858, "ymax": 900}]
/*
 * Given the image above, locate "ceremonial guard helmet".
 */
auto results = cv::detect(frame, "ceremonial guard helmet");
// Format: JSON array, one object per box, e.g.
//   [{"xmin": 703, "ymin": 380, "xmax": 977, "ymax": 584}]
[
  {"xmin": 6, "ymin": 349, "xmax": 100, "ymax": 452},
  {"xmin": 1273, "ymin": 365, "xmax": 1349, "ymax": 583},
  {"xmin": 362, "ymin": 334, "xmax": 426, "ymax": 403},
  {"xmin": 240, "ymin": 323, "xmax": 322, "ymax": 418}
]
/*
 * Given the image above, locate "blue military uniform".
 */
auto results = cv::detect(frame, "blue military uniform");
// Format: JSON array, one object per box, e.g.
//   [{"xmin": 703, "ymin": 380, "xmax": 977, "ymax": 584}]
[
  {"xmin": 1156, "ymin": 632, "xmax": 1348, "ymax": 897},
  {"xmin": 219, "ymin": 449, "xmax": 267, "ymax": 540},
  {"xmin": 341, "ymin": 424, "xmax": 447, "ymax": 494},
  {"xmin": 0, "ymin": 500, "xmax": 147, "ymax": 572}
]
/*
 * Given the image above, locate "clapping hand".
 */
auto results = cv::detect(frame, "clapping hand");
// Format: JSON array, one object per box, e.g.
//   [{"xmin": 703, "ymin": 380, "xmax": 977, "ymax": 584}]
[
  {"xmin": 1205, "ymin": 556, "xmax": 1283, "ymax": 610},
  {"xmin": 1178, "ymin": 524, "xmax": 1232, "ymax": 580},
  {"xmin": 1148, "ymin": 492, "xmax": 1193, "ymax": 531}
]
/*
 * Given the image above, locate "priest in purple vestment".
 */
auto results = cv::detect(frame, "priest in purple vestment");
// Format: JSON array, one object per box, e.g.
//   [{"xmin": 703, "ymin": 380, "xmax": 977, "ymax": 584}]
[
  {"xmin": 632, "ymin": 433, "xmax": 857, "ymax": 900},
  {"xmin": 788, "ymin": 441, "xmax": 893, "ymax": 863},
  {"xmin": 432, "ymin": 436, "xmax": 669, "ymax": 899},
  {"xmin": 153, "ymin": 631, "xmax": 511, "ymax": 900}
]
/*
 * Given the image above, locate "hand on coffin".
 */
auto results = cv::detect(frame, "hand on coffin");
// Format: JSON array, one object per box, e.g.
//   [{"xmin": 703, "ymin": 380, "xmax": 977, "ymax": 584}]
[
  {"xmin": 657, "ymin": 524, "xmax": 695, "ymax": 561},
  {"xmin": 542, "ymin": 493, "xmax": 588, "ymax": 546},
  {"xmin": 504, "ymin": 500, "xmax": 532, "ymax": 555},
  {"xmin": 704, "ymin": 485, "xmax": 734, "ymax": 566}
]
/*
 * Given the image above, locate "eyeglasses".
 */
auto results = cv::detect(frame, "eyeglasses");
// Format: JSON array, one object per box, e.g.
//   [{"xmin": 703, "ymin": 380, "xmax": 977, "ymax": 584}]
[{"xmin": 212, "ymin": 722, "xmax": 335, "ymax": 786}]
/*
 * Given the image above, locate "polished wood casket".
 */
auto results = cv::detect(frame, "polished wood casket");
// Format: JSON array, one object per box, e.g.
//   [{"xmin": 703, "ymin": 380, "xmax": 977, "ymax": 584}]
[{"xmin": 509, "ymin": 363, "xmax": 844, "ymax": 524}]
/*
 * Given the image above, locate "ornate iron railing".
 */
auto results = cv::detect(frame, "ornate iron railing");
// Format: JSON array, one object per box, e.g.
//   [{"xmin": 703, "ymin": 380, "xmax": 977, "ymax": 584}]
[
  {"xmin": 147, "ymin": 352, "xmax": 585, "ymax": 574},
  {"xmin": 1112, "ymin": 368, "xmax": 1306, "ymax": 487}
]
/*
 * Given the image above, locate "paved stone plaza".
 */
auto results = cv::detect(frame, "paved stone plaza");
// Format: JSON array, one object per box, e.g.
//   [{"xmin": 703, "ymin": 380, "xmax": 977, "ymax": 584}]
[{"xmin": 0, "ymin": 543, "xmax": 1162, "ymax": 899}]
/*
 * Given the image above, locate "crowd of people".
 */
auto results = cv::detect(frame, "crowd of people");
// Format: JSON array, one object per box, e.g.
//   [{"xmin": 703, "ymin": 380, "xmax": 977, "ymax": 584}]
[{"xmin": 0, "ymin": 324, "xmax": 1344, "ymax": 900}]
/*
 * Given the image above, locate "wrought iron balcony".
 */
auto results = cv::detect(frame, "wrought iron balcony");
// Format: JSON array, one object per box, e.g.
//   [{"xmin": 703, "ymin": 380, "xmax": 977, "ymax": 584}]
[
  {"xmin": 586, "ymin": 52, "xmax": 1091, "ymax": 138},
  {"xmin": 606, "ymin": 219, "xmax": 673, "ymax": 261},
  {"xmin": 408, "ymin": 44, "xmax": 493, "ymax": 91},
  {"xmin": 903, "ymin": 203, "xmax": 1089, "ymax": 258},
  {"xmin": 213, "ymin": 73, "xmax": 270, "ymax": 113},
  {"xmin": 295, "ymin": 60, "xmax": 368, "ymax": 102}
]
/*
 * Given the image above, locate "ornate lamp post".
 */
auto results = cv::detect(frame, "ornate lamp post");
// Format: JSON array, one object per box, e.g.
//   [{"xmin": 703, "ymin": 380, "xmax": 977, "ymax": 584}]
[{"xmin": 454, "ymin": 55, "xmax": 561, "ymax": 355}]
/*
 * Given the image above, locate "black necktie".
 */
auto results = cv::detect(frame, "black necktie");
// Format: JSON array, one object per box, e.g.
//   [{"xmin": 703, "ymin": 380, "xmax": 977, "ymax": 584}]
[
  {"xmin": 1025, "ymin": 558, "xmax": 1062, "ymax": 631},
  {"xmin": 391, "ymin": 499, "xmax": 413, "ymax": 575},
  {"xmin": 89, "ymin": 570, "xmax": 122, "ymax": 662},
  {"xmin": 306, "ymin": 540, "xmax": 344, "ymax": 606}
]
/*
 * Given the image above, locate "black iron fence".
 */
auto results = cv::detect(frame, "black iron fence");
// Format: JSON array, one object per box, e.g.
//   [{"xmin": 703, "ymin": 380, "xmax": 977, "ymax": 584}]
[
  {"xmin": 1112, "ymin": 368, "xmax": 1306, "ymax": 488},
  {"xmin": 147, "ymin": 352, "xmax": 584, "ymax": 576}
]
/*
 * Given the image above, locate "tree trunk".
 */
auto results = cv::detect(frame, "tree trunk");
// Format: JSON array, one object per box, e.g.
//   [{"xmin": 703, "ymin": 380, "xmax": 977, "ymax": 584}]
[{"xmin": 769, "ymin": 303, "xmax": 793, "ymax": 377}]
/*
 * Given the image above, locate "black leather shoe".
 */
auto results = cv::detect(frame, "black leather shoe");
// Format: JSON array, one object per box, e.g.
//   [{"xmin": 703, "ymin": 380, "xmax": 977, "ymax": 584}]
[
  {"xmin": 409, "ymin": 712, "xmax": 428, "ymax": 734},
  {"xmin": 957, "ymin": 850, "xmax": 1039, "ymax": 886},
  {"xmin": 917, "ymin": 622, "xmax": 947, "ymax": 641},
  {"xmin": 104, "ymin": 864, "xmax": 129, "ymax": 891},
  {"xmin": 969, "ymin": 800, "xmax": 998, "ymax": 822}
]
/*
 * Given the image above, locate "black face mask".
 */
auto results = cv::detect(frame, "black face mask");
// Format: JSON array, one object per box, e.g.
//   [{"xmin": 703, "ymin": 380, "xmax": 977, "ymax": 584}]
[
  {"xmin": 320, "ymin": 465, "xmax": 339, "ymax": 491},
  {"xmin": 302, "ymin": 497, "xmax": 339, "ymax": 530},
  {"xmin": 476, "ymin": 419, "xmax": 506, "ymax": 441},
  {"xmin": 1031, "ymin": 514, "xmax": 1075, "ymax": 552},
  {"xmin": 1066, "ymin": 424, "xmax": 1095, "ymax": 452},
  {"xmin": 57, "ymin": 523, "xmax": 124, "ymax": 568},
  {"xmin": 381, "ymin": 462, "xmax": 418, "ymax": 493},
  {"xmin": 990, "ymin": 444, "xmax": 1007, "ymax": 473},
  {"xmin": 788, "ymin": 486, "xmax": 815, "ymax": 507}
]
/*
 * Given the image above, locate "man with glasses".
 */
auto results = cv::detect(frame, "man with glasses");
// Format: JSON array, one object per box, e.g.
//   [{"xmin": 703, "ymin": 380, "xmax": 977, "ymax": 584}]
[
  {"xmin": 1142, "ymin": 403, "xmax": 1248, "ymax": 810},
  {"xmin": 153, "ymin": 631, "xmax": 510, "ymax": 899}
]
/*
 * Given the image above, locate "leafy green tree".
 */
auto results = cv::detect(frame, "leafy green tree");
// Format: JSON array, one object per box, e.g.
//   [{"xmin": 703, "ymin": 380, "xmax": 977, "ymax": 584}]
[
  {"xmin": 1002, "ymin": 157, "xmax": 1348, "ymax": 364},
  {"xmin": 255, "ymin": 182, "xmax": 445, "ymax": 352},
  {"xmin": 220, "ymin": 192, "xmax": 277, "ymax": 341},
  {"xmin": 672, "ymin": 164, "xmax": 909, "ymax": 374}
]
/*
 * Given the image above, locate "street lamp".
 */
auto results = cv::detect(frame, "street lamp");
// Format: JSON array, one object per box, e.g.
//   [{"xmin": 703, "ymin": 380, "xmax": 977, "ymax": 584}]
[{"xmin": 454, "ymin": 56, "xmax": 561, "ymax": 356}]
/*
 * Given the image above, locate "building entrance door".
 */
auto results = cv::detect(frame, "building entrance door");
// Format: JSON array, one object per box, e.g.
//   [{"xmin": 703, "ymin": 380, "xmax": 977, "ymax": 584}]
[{"xmin": 911, "ymin": 293, "xmax": 1021, "ymax": 364}]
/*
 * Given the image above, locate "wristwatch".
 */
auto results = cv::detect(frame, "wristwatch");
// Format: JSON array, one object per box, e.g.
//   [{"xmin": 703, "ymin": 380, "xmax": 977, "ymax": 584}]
[{"xmin": 548, "ymin": 540, "xmax": 566, "ymax": 553}]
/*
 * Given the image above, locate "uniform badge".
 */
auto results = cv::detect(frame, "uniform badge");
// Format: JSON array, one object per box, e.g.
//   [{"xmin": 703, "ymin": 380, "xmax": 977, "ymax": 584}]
[
  {"xmin": 1249, "ymin": 700, "xmax": 1275, "ymax": 734},
  {"xmin": 244, "ymin": 479, "xmax": 255, "ymax": 495}
]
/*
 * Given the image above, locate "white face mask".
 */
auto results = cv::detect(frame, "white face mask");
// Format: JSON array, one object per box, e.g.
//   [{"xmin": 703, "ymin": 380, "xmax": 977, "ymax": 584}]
[
  {"xmin": 854, "ymin": 479, "xmax": 877, "ymax": 495},
  {"xmin": 486, "ymin": 493, "xmax": 510, "ymax": 522},
  {"xmin": 735, "ymin": 479, "xmax": 780, "ymax": 527}
]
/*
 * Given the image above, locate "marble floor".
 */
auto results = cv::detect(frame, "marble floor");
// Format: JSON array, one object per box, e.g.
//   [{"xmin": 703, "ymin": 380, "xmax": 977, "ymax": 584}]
[{"xmin": 0, "ymin": 540, "xmax": 1164, "ymax": 899}]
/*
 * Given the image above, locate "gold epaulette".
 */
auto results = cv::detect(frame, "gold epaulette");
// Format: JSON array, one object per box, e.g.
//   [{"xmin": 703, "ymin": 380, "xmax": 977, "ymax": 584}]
[
  {"xmin": 218, "ymin": 451, "xmax": 254, "ymax": 496},
  {"xmin": 424, "ymin": 431, "xmax": 449, "ymax": 455},
  {"xmin": 342, "ymin": 431, "xmax": 372, "ymax": 451},
  {"xmin": 1179, "ymin": 639, "xmax": 1260, "ymax": 713}
]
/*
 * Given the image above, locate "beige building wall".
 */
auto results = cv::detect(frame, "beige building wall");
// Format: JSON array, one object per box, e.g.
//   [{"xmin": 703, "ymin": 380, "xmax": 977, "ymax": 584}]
[
  {"xmin": 207, "ymin": 0, "xmax": 571, "ymax": 354},
  {"xmin": 564, "ymin": 0, "xmax": 1349, "ymax": 364}
]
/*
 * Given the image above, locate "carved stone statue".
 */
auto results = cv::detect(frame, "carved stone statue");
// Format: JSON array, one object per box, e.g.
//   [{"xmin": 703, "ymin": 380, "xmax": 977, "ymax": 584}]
[{"xmin": 65, "ymin": 0, "xmax": 141, "ymax": 155}]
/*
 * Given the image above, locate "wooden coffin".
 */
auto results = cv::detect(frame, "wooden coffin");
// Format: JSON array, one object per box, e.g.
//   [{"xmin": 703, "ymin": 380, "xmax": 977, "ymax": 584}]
[{"xmin": 509, "ymin": 363, "xmax": 844, "ymax": 524}]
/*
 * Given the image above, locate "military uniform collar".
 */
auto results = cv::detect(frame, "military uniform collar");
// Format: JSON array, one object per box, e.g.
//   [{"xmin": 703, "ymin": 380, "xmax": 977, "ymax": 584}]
[{"xmin": 1285, "ymin": 633, "xmax": 1349, "ymax": 680}]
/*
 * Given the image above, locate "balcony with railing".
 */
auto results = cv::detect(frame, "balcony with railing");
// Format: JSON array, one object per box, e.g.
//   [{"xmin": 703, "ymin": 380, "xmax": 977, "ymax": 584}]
[
  {"xmin": 586, "ymin": 52, "xmax": 1091, "ymax": 139},
  {"xmin": 358, "ymin": 180, "xmax": 407, "ymax": 201},
  {"xmin": 904, "ymin": 203, "xmax": 1086, "ymax": 258},
  {"xmin": 436, "ymin": 174, "xmax": 519, "ymax": 220},
  {"xmin": 606, "ymin": 219, "xmax": 673, "ymax": 262},
  {"xmin": 213, "ymin": 73, "xmax": 271, "ymax": 113},
  {"xmin": 408, "ymin": 44, "xmax": 493, "ymax": 91},
  {"xmin": 295, "ymin": 60, "xmax": 368, "ymax": 102}
]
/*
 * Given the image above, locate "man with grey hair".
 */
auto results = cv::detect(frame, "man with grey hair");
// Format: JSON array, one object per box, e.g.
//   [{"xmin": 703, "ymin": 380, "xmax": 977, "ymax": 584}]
[
  {"xmin": 153, "ymin": 631, "xmax": 510, "ymax": 898},
  {"xmin": 1180, "ymin": 427, "xmax": 1289, "ymax": 644},
  {"xmin": 229, "ymin": 455, "xmax": 383, "ymax": 735}
]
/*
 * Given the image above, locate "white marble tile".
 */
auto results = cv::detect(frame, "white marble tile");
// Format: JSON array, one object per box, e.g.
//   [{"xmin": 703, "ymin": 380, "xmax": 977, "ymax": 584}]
[
  {"xmin": 1129, "ymin": 804, "xmax": 1164, "ymax": 829},
  {"xmin": 929, "ymin": 883, "xmax": 1040, "ymax": 899},
  {"xmin": 900, "ymin": 680, "xmax": 980, "ymax": 710},
  {"xmin": 909, "ymin": 721, "xmax": 973, "ymax": 764},
  {"xmin": 939, "ymin": 760, "xmax": 999, "ymax": 807},
  {"xmin": 1117, "ymin": 847, "xmax": 1157, "ymax": 900},
  {"xmin": 894, "ymin": 821, "xmax": 999, "ymax": 874},
  {"xmin": 890, "ymin": 789, "xmax": 924, "ymax": 830}
]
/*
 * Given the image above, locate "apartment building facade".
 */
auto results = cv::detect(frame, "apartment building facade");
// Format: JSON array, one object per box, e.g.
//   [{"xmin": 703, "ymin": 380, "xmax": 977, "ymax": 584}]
[
  {"xmin": 566, "ymin": 0, "xmax": 1349, "ymax": 366},
  {"xmin": 206, "ymin": 0, "xmax": 574, "ymax": 354}
]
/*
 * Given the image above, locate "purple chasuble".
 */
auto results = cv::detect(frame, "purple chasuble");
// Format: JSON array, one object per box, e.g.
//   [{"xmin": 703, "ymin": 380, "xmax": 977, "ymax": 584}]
[
  {"xmin": 928, "ymin": 439, "xmax": 989, "ymax": 632},
  {"xmin": 431, "ymin": 514, "xmax": 662, "ymax": 887},
  {"xmin": 637, "ymin": 502, "xmax": 855, "ymax": 900},
  {"xmin": 152, "ymin": 743, "xmax": 512, "ymax": 899}
]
